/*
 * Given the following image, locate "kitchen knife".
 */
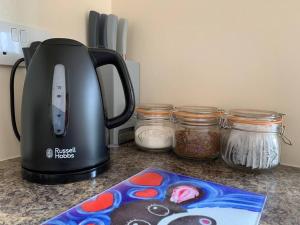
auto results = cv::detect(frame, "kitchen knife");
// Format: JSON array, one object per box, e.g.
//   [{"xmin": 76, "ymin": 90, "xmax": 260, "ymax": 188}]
[
  {"xmin": 88, "ymin": 11, "xmax": 100, "ymax": 48},
  {"xmin": 98, "ymin": 13, "xmax": 108, "ymax": 48},
  {"xmin": 117, "ymin": 18, "xmax": 128, "ymax": 59},
  {"xmin": 106, "ymin": 14, "xmax": 118, "ymax": 50}
]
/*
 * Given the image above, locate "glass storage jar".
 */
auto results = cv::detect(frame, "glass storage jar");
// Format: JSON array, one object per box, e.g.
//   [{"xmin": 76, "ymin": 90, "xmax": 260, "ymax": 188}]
[
  {"xmin": 221, "ymin": 109, "xmax": 292, "ymax": 170},
  {"xmin": 173, "ymin": 106, "xmax": 222, "ymax": 160},
  {"xmin": 135, "ymin": 104, "xmax": 174, "ymax": 152}
]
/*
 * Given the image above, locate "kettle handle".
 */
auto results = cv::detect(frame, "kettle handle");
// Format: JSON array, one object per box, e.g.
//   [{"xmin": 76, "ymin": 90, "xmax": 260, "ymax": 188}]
[
  {"xmin": 9, "ymin": 43, "xmax": 40, "ymax": 141},
  {"xmin": 10, "ymin": 58, "xmax": 25, "ymax": 141},
  {"xmin": 89, "ymin": 48, "xmax": 135, "ymax": 129}
]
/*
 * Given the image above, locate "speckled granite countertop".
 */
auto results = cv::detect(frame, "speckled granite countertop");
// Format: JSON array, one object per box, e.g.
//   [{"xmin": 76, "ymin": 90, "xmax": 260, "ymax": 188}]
[{"xmin": 0, "ymin": 144, "xmax": 299, "ymax": 225}]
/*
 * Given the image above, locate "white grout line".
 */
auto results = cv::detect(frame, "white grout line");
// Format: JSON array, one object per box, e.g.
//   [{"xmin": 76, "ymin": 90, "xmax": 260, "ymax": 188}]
[
  {"xmin": 0, "ymin": 154, "xmax": 20, "ymax": 162},
  {"xmin": 280, "ymin": 162, "xmax": 300, "ymax": 168},
  {"xmin": 0, "ymin": 154, "xmax": 299, "ymax": 168}
]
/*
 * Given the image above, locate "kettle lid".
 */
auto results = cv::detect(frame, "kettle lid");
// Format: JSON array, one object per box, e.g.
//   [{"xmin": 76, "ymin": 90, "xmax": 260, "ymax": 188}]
[{"xmin": 43, "ymin": 38, "xmax": 83, "ymax": 46}]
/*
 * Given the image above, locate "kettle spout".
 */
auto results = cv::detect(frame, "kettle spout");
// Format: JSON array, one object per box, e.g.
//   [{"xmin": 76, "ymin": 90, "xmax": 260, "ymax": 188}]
[{"xmin": 22, "ymin": 41, "xmax": 41, "ymax": 68}]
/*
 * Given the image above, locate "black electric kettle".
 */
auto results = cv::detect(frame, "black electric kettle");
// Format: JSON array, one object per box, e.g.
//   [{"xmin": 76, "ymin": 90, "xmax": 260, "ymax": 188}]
[{"xmin": 10, "ymin": 38, "xmax": 135, "ymax": 184}]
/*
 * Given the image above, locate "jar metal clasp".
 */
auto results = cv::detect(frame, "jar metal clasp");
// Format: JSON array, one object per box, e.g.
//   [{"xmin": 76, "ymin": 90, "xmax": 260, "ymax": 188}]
[
  {"xmin": 219, "ymin": 111, "xmax": 230, "ymax": 129},
  {"xmin": 280, "ymin": 125, "xmax": 293, "ymax": 146}
]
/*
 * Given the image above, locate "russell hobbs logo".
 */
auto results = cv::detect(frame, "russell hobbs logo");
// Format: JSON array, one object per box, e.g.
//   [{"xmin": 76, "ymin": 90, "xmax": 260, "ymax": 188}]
[
  {"xmin": 46, "ymin": 147, "xmax": 76, "ymax": 159},
  {"xmin": 46, "ymin": 148, "xmax": 54, "ymax": 159}
]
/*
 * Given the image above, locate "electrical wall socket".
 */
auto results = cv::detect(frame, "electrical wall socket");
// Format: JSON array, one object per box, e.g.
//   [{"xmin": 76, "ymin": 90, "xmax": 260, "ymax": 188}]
[{"xmin": 0, "ymin": 20, "xmax": 51, "ymax": 66}]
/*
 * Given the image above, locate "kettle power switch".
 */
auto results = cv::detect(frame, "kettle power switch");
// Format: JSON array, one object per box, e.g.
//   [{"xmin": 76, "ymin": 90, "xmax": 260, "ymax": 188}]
[{"xmin": 52, "ymin": 64, "xmax": 66, "ymax": 135}]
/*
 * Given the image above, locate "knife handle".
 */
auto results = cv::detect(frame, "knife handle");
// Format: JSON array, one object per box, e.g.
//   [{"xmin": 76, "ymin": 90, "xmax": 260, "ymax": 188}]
[
  {"xmin": 106, "ymin": 14, "xmax": 118, "ymax": 51},
  {"xmin": 98, "ymin": 14, "xmax": 108, "ymax": 48},
  {"xmin": 88, "ymin": 11, "xmax": 100, "ymax": 48},
  {"xmin": 117, "ymin": 18, "xmax": 128, "ymax": 59}
]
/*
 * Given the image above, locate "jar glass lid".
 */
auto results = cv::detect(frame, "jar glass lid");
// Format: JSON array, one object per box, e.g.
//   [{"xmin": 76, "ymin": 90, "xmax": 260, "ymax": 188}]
[
  {"xmin": 136, "ymin": 104, "xmax": 174, "ymax": 118},
  {"xmin": 174, "ymin": 106, "xmax": 222, "ymax": 125},
  {"xmin": 228, "ymin": 109, "xmax": 283, "ymax": 125}
]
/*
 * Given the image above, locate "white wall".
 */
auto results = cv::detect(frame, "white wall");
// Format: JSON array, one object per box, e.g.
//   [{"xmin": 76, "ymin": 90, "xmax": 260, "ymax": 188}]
[
  {"xmin": 112, "ymin": 0, "xmax": 300, "ymax": 167},
  {"xmin": 1, "ymin": 0, "xmax": 299, "ymax": 168},
  {"xmin": 0, "ymin": 0, "xmax": 111, "ymax": 160}
]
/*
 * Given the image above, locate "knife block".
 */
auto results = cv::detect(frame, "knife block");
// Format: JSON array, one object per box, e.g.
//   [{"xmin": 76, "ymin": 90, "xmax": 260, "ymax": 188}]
[{"xmin": 97, "ymin": 60, "xmax": 140, "ymax": 146}]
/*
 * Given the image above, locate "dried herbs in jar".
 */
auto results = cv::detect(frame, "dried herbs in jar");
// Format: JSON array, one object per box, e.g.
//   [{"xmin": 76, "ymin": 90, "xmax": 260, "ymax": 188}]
[{"xmin": 173, "ymin": 106, "xmax": 222, "ymax": 160}]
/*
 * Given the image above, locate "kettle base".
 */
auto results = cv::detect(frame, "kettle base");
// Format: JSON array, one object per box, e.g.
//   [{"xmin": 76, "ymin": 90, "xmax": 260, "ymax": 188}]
[{"xmin": 22, "ymin": 160, "xmax": 110, "ymax": 185}]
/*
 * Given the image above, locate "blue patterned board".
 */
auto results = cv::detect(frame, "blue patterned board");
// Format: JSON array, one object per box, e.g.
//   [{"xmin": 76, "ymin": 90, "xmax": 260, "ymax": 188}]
[{"xmin": 42, "ymin": 168, "xmax": 266, "ymax": 225}]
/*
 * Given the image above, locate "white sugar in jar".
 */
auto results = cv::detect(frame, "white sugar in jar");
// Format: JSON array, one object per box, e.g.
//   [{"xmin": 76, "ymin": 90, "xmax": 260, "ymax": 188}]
[
  {"xmin": 135, "ymin": 104, "xmax": 174, "ymax": 152},
  {"xmin": 135, "ymin": 125, "xmax": 174, "ymax": 150}
]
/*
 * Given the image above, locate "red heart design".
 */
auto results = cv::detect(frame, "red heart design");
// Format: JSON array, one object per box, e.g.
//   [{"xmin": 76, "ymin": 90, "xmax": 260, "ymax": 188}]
[
  {"xmin": 129, "ymin": 172, "xmax": 163, "ymax": 186},
  {"xmin": 134, "ymin": 189, "xmax": 158, "ymax": 198},
  {"xmin": 81, "ymin": 192, "xmax": 114, "ymax": 212}
]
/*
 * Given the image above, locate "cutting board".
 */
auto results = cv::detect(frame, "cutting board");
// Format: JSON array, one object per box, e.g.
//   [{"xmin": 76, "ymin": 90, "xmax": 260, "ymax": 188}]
[{"xmin": 42, "ymin": 168, "xmax": 266, "ymax": 225}]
